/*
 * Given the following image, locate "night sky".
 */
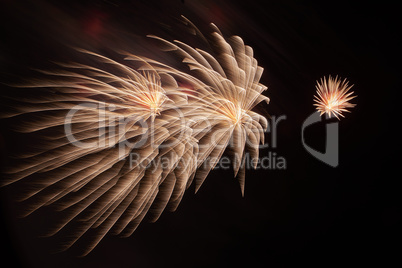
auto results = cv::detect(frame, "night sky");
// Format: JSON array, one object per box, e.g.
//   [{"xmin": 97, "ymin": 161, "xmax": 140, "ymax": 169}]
[{"xmin": 0, "ymin": 0, "xmax": 399, "ymax": 267}]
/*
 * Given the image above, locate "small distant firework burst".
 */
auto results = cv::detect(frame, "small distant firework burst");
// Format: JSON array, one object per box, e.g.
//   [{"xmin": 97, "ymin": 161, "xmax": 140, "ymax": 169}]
[{"xmin": 314, "ymin": 75, "xmax": 356, "ymax": 119}]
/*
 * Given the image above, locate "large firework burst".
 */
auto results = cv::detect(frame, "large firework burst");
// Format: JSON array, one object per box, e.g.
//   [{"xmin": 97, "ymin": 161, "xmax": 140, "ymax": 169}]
[
  {"xmin": 1, "ymin": 18, "xmax": 269, "ymax": 255},
  {"xmin": 131, "ymin": 16, "xmax": 269, "ymax": 194},
  {"xmin": 314, "ymin": 75, "xmax": 356, "ymax": 119}
]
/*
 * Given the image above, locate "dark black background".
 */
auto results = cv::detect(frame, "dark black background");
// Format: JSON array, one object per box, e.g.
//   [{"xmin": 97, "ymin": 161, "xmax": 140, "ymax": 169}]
[{"xmin": 0, "ymin": 0, "xmax": 399, "ymax": 267}]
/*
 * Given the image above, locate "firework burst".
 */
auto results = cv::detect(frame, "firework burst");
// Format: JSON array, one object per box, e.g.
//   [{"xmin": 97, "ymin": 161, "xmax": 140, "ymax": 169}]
[
  {"xmin": 132, "ymin": 17, "xmax": 269, "ymax": 195},
  {"xmin": 314, "ymin": 75, "xmax": 356, "ymax": 119},
  {"xmin": 1, "ymin": 18, "xmax": 269, "ymax": 255}
]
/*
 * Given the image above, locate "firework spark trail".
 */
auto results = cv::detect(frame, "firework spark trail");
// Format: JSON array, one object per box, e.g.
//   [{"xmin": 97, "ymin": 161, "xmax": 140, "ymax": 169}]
[
  {"xmin": 2, "ymin": 51, "xmax": 199, "ymax": 254},
  {"xmin": 314, "ymin": 75, "xmax": 356, "ymax": 119},
  {"xmin": 1, "ymin": 18, "xmax": 269, "ymax": 255}
]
